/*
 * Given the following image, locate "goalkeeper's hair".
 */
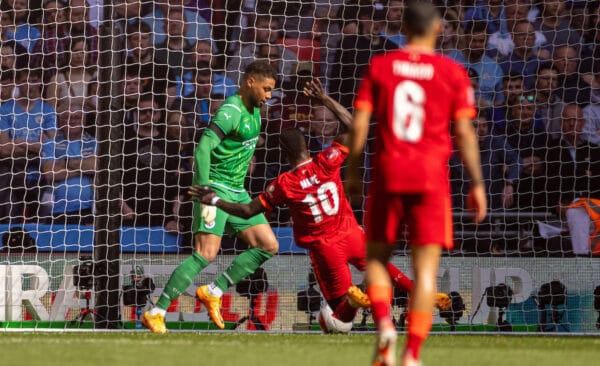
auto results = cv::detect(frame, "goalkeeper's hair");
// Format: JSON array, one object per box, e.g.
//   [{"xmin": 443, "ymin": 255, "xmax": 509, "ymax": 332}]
[
  {"xmin": 401, "ymin": 0, "xmax": 441, "ymax": 38},
  {"xmin": 243, "ymin": 60, "xmax": 278, "ymax": 82},
  {"xmin": 279, "ymin": 128, "xmax": 308, "ymax": 162}
]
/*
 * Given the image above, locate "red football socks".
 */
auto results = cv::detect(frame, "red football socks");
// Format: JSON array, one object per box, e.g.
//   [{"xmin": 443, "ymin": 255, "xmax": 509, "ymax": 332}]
[
  {"xmin": 367, "ymin": 285, "xmax": 392, "ymax": 328},
  {"xmin": 386, "ymin": 263, "xmax": 414, "ymax": 292},
  {"xmin": 332, "ymin": 299, "xmax": 358, "ymax": 323},
  {"xmin": 405, "ymin": 311, "xmax": 433, "ymax": 359}
]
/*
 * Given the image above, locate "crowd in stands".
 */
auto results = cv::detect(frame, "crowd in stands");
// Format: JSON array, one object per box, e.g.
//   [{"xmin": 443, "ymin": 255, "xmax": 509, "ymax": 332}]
[{"xmin": 0, "ymin": 0, "xmax": 599, "ymax": 256}]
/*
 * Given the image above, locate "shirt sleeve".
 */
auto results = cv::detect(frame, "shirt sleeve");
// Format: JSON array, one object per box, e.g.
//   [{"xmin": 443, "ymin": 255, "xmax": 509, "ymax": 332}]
[
  {"xmin": 258, "ymin": 178, "xmax": 288, "ymax": 211},
  {"xmin": 211, "ymin": 104, "xmax": 240, "ymax": 136},
  {"xmin": 315, "ymin": 141, "xmax": 349, "ymax": 174},
  {"xmin": 452, "ymin": 64, "xmax": 477, "ymax": 121},
  {"xmin": 353, "ymin": 62, "xmax": 375, "ymax": 113}
]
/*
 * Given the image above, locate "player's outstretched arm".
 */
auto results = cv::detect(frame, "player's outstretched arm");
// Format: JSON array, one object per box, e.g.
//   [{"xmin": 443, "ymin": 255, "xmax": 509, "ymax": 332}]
[
  {"xmin": 453, "ymin": 117, "xmax": 487, "ymax": 223},
  {"xmin": 345, "ymin": 108, "xmax": 371, "ymax": 197},
  {"xmin": 188, "ymin": 185, "xmax": 265, "ymax": 219}
]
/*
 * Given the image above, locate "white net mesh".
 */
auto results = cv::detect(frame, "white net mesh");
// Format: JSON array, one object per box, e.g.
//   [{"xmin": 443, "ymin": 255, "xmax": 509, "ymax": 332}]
[{"xmin": 0, "ymin": 0, "xmax": 599, "ymax": 333}]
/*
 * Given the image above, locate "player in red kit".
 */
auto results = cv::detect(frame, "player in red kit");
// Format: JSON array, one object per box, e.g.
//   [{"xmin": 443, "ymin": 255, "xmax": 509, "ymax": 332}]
[
  {"xmin": 189, "ymin": 79, "xmax": 449, "ymax": 333},
  {"xmin": 347, "ymin": 1, "xmax": 487, "ymax": 366}
]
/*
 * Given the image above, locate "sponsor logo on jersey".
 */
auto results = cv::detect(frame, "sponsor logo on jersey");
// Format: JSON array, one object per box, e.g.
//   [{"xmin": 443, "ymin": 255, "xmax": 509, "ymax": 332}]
[
  {"xmin": 223, "ymin": 112, "xmax": 231, "ymax": 120},
  {"xmin": 242, "ymin": 136, "xmax": 259, "ymax": 150},
  {"xmin": 327, "ymin": 148, "xmax": 340, "ymax": 160},
  {"xmin": 205, "ymin": 221, "xmax": 216, "ymax": 229}
]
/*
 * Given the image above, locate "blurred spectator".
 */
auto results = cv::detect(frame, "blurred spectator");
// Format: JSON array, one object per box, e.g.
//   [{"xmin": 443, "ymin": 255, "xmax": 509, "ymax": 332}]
[
  {"xmin": 280, "ymin": 1, "xmax": 317, "ymax": 39},
  {"xmin": 0, "ymin": 41, "xmax": 26, "ymax": 72},
  {"xmin": 126, "ymin": 21, "xmax": 170, "ymax": 100},
  {"xmin": 491, "ymin": 72, "xmax": 524, "ymax": 123},
  {"xmin": 533, "ymin": 0, "xmax": 583, "ymax": 54},
  {"xmin": 451, "ymin": 108, "xmax": 520, "ymax": 211},
  {"xmin": 0, "ymin": 70, "xmax": 14, "ymax": 102},
  {"xmin": 381, "ymin": 0, "xmax": 406, "ymax": 47},
  {"xmin": 328, "ymin": 5, "xmax": 397, "ymax": 109},
  {"xmin": 534, "ymin": 63, "xmax": 565, "ymax": 139},
  {"xmin": 437, "ymin": 8, "xmax": 466, "ymax": 62},
  {"xmin": 496, "ymin": 20, "xmax": 543, "ymax": 90},
  {"xmin": 40, "ymin": 99, "xmax": 95, "ymax": 225},
  {"xmin": 169, "ymin": 62, "xmax": 215, "ymax": 150},
  {"xmin": 226, "ymin": 14, "xmax": 297, "ymax": 87},
  {"xmin": 580, "ymin": 3, "xmax": 600, "ymax": 76},
  {"xmin": 583, "ymin": 102, "xmax": 600, "ymax": 145},
  {"xmin": 0, "ymin": 70, "xmax": 57, "ymax": 223},
  {"xmin": 141, "ymin": 0, "xmax": 212, "ymax": 47},
  {"xmin": 121, "ymin": 94, "xmax": 191, "ymax": 230},
  {"xmin": 467, "ymin": 67, "xmax": 493, "ymax": 110},
  {"xmin": 489, "ymin": 0, "xmax": 548, "ymax": 59},
  {"xmin": 497, "ymin": 92, "xmax": 548, "ymax": 152},
  {"xmin": 546, "ymin": 104, "xmax": 600, "ymax": 255},
  {"xmin": 31, "ymin": 0, "xmax": 70, "ymax": 81},
  {"xmin": 188, "ymin": 39, "xmax": 236, "ymax": 97},
  {"xmin": 0, "ymin": 3, "xmax": 41, "ymax": 53},
  {"xmin": 45, "ymin": 37, "xmax": 96, "ymax": 109},
  {"xmin": 154, "ymin": 8, "xmax": 196, "ymax": 107},
  {"xmin": 460, "ymin": 21, "xmax": 504, "ymax": 106},
  {"xmin": 553, "ymin": 44, "xmax": 592, "ymax": 105},
  {"xmin": 68, "ymin": 0, "xmax": 99, "ymax": 65}
]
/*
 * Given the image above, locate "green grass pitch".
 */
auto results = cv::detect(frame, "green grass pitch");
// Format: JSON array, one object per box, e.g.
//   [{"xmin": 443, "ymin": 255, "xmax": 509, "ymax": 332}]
[{"xmin": 1, "ymin": 332, "xmax": 599, "ymax": 366}]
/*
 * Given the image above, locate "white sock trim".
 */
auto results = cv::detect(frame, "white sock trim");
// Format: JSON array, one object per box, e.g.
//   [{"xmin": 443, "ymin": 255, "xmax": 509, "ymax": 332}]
[
  {"xmin": 149, "ymin": 307, "xmax": 166, "ymax": 317},
  {"xmin": 208, "ymin": 283, "xmax": 223, "ymax": 297}
]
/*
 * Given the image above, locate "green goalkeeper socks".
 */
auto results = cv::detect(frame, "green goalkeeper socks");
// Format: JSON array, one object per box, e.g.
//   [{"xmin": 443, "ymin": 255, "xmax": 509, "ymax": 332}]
[
  {"xmin": 156, "ymin": 252, "xmax": 209, "ymax": 310},
  {"xmin": 213, "ymin": 248, "xmax": 274, "ymax": 291}
]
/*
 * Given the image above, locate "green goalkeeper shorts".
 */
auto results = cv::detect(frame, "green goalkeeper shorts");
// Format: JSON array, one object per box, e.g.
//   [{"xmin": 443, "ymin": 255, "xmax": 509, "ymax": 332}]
[{"xmin": 192, "ymin": 185, "xmax": 268, "ymax": 236}]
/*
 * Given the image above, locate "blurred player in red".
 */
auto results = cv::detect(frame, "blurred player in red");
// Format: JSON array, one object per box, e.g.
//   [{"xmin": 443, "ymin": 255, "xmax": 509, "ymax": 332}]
[
  {"xmin": 189, "ymin": 79, "xmax": 447, "ymax": 333},
  {"xmin": 346, "ymin": 1, "xmax": 487, "ymax": 365}
]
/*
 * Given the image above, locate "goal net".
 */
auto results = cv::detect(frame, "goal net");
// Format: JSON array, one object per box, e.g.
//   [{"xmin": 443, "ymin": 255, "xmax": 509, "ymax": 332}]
[{"xmin": 0, "ymin": 0, "xmax": 599, "ymax": 333}]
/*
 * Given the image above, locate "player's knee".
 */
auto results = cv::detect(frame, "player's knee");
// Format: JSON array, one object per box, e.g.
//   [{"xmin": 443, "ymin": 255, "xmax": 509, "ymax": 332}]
[
  {"xmin": 259, "ymin": 237, "xmax": 279, "ymax": 255},
  {"xmin": 196, "ymin": 248, "xmax": 217, "ymax": 262}
]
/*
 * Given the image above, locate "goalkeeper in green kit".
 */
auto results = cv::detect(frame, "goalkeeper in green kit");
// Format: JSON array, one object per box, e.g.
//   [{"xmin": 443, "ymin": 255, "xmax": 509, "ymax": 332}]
[{"xmin": 142, "ymin": 61, "xmax": 279, "ymax": 333}]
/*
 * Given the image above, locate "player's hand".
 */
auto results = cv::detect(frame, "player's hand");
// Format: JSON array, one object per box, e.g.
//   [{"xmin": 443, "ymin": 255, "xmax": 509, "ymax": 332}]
[
  {"xmin": 467, "ymin": 183, "xmax": 487, "ymax": 223},
  {"xmin": 188, "ymin": 185, "xmax": 216, "ymax": 205},
  {"xmin": 303, "ymin": 78, "xmax": 326, "ymax": 101}
]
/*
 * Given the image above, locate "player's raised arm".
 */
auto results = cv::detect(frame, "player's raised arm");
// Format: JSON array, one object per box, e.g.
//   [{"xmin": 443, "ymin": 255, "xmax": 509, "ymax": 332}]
[
  {"xmin": 454, "ymin": 117, "xmax": 487, "ymax": 223},
  {"xmin": 303, "ymin": 78, "xmax": 353, "ymax": 145},
  {"xmin": 188, "ymin": 185, "xmax": 266, "ymax": 219}
]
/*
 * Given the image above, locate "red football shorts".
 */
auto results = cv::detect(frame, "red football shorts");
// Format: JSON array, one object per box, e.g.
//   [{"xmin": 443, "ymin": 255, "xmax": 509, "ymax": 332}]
[
  {"xmin": 365, "ymin": 189, "xmax": 453, "ymax": 249},
  {"xmin": 308, "ymin": 223, "xmax": 367, "ymax": 301}
]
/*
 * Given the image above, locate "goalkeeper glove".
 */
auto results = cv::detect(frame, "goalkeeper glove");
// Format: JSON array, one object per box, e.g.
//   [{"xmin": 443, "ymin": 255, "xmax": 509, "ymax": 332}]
[{"xmin": 201, "ymin": 204, "xmax": 217, "ymax": 224}]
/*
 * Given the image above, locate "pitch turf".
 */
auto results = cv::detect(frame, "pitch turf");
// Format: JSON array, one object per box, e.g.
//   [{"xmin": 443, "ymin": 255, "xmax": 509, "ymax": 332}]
[{"xmin": 1, "ymin": 332, "xmax": 599, "ymax": 366}]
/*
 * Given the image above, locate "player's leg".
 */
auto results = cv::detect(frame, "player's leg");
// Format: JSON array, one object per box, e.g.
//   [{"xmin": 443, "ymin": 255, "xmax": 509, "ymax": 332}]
[
  {"xmin": 400, "ymin": 192, "xmax": 452, "ymax": 366},
  {"xmin": 197, "ymin": 195, "xmax": 278, "ymax": 329},
  {"xmin": 309, "ymin": 239, "xmax": 358, "ymax": 329},
  {"xmin": 210, "ymin": 222, "xmax": 278, "ymax": 292},
  {"xmin": 143, "ymin": 202, "xmax": 226, "ymax": 333},
  {"xmin": 402, "ymin": 244, "xmax": 441, "ymax": 366},
  {"xmin": 364, "ymin": 193, "xmax": 403, "ymax": 366}
]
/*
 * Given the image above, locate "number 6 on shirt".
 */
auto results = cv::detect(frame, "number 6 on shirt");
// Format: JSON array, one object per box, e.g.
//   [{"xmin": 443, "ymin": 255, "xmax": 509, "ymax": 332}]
[{"xmin": 393, "ymin": 81, "xmax": 425, "ymax": 142}]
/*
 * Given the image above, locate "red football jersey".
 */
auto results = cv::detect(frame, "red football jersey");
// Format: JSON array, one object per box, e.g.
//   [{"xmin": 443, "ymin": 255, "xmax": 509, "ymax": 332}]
[
  {"xmin": 259, "ymin": 142, "xmax": 357, "ymax": 248},
  {"xmin": 354, "ymin": 48, "xmax": 476, "ymax": 193}
]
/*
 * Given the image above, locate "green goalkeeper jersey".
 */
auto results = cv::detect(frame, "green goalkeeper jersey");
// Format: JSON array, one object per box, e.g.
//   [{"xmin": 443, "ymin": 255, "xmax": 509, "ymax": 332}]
[{"xmin": 194, "ymin": 94, "xmax": 261, "ymax": 191}]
